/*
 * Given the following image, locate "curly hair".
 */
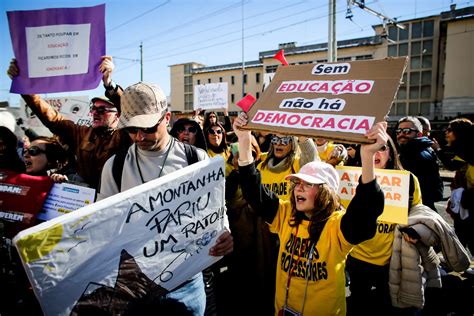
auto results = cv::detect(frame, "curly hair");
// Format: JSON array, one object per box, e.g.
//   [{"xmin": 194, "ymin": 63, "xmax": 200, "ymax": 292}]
[{"xmin": 289, "ymin": 183, "xmax": 342, "ymax": 243}]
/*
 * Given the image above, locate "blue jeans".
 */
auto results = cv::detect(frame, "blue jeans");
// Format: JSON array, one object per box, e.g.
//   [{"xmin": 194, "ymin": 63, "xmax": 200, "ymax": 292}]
[{"xmin": 163, "ymin": 273, "xmax": 206, "ymax": 315}]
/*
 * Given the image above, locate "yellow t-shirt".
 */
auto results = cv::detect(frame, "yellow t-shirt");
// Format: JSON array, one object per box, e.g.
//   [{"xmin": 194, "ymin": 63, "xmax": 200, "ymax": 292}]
[
  {"xmin": 350, "ymin": 174, "xmax": 422, "ymax": 266},
  {"xmin": 257, "ymin": 152, "xmax": 301, "ymax": 201},
  {"xmin": 269, "ymin": 201, "xmax": 353, "ymax": 315}
]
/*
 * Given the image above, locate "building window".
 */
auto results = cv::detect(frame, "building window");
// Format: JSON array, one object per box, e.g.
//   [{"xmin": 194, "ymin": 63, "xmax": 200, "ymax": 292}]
[
  {"xmin": 266, "ymin": 65, "xmax": 278, "ymax": 73},
  {"xmin": 421, "ymin": 85, "xmax": 431, "ymax": 99},
  {"xmin": 197, "ymin": 79, "xmax": 200, "ymax": 85},
  {"xmin": 412, "ymin": 22, "xmax": 422, "ymax": 39},
  {"xmin": 420, "ymin": 102, "xmax": 431, "ymax": 115},
  {"xmin": 410, "ymin": 56, "xmax": 421, "ymax": 69},
  {"xmin": 231, "ymin": 76, "xmax": 235, "ymax": 84},
  {"xmin": 396, "ymin": 102, "xmax": 407, "ymax": 116},
  {"xmin": 185, "ymin": 94, "xmax": 193, "ymax": 111},
  {"xmin": 422, "ymin": 55, "xmax": 432, "ymax": 68},
  {"xmin": 256, "ymin": 73, "xmax": 260, "ymax": 83},
  {"xmin": 399, "ymin": 26, "xmax": 409, "ymax": 41},
  {"xmin": 388, "ymin": 45, "xmax": 397, "ymax": 57},
  {"xmin": 184, "ymin": 64, "xmax": 192, "ymax": 74},
  {"xmin": 408, "ymin": 102, "xmax": 419, "ymax": 115},
  {"xmin": 411, "ymin": 41, "xmax": 421, "ymax": 56},
  {"xmin": 423, "ymin": 20, "xmax": 434, "ymax": 37},
  {"xmin": 231, "ymin": 94, "xmax": 235, "ymax": 103},
  {"xmin": 421, "ymin": 71, "xmax": 431, "ymax": 85},
  {"xmin": 219, "ymin": 77, "xmax": 223, "ymax": 82},
  {"xmin": 399, "ymin": 43, "xmax": 408, "ymax": 56},
  {"xmin": 423, "ymin": 40, "xmax": 433, "ymax": 54},
  {"xmin": 256, "ymin": 92, "xmax": 260, "ymax": 99},
  {"xmin": 208, "ymin": 78, "xmax": 211, "ymax": 83},
  {"xmin": 337, "ymin": 56, "xmax": 352, "ymax": 61},
  {"xmin": 397, "ymin": 87, "xmax": 407, "ymax": 99},
  {"xmin": 388, "ymin": 26, "xmax": 398, "ymax": 41},
  {"xmin": 409, "ymin": 87, "xmax": 420, "ymax": 99},
  {"xmin": 355, "ymin": 55, "xmax": 372, "ymax": 60},
  {"xmin": 410, "ymin": 72, "xmax": 420, "ymax": 86}
]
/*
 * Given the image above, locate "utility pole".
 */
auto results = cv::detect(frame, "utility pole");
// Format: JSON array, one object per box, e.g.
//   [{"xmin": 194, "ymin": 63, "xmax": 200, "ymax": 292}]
[
  {"xmin": 140, "ymin": 42, "xmax": 143, "ymax": 81},
  {"xmin": 241, "ymin": 0, "xmax": 246, "ymax": 97},
  {"xmin": 328, "ymin": 0, "xmax": 337, "ymax": 62}
]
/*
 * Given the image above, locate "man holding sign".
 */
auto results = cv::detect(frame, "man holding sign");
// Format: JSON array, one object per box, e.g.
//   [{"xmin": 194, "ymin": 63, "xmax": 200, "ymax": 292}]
[
  {"xmin": 98, "ymin": 82, "xmax": 233, "ymax": 314},
  {"xmin": 7, "ymin": 57, "xmax": 132, "ymax": 190}
]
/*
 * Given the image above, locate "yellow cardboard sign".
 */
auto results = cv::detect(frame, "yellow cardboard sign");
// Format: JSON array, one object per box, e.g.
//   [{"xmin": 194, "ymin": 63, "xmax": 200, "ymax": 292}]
[{"xmin": 336, "ymin": 166, "xmax": 410, "ymax": 224}]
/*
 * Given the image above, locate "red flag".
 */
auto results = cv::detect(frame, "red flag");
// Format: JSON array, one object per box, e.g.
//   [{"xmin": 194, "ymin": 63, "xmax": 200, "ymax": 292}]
[
  {"xmin": 273, "ymin": 49, "xmax": 289, "ymax": 66},
  {"xmin": 236, "ymin": 94, "xmax": 257, "ymax": 112}
]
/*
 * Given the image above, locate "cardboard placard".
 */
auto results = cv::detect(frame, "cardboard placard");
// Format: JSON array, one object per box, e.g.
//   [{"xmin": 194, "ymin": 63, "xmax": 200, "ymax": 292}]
[{"xmin": 243, "ymin": 57, "xmax": 408, "ymax": 144}]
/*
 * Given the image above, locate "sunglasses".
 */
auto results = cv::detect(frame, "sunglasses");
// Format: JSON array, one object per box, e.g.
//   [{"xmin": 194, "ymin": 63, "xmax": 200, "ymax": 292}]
[
  {"xmin": 290, "ymin": 179, "xmax": 319, "ymax": 191},
  {"xmin": 445, "ymin": 127, "xmax": 452, "ymax": 133},
  {"xmin": 395, "ymin": 128, "xmax": 417, "ymax": 135},
  {"xmin": 208, "ymin": 129, "xmax": 223, "ymax": 135},
  {"xmin": 177, "ymin": 126, "xmax": 197, "ymax": 134},
  {"xmin": 23, "ymin": 146, "xmax": 47, "ymax": 156},
  {"xmin": 90, "ymin": 105, "xmax": 118, "ymax": 115},
  {"xmin": 271, "ymin": 136, "xmax": 292, "ymax": 146},
  {"xmin": 124, "ymin": 113, "xmax": 166, "ymax": 134}
]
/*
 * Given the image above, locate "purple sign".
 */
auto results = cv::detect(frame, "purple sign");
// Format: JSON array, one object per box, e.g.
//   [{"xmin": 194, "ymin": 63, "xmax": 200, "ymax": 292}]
[{"xmin": 7, "ymin": 4, "xmax": 105, "ymax": 94}]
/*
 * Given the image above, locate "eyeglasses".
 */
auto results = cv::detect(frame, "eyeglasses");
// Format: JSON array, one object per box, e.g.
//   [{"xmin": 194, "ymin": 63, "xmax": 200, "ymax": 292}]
[
  {"xmin": 23, "ymin": 146, "xmax": 47, "ymax": 156},
  {"xmin": 395, "ymin": 128, "xmax": 417, "ymax": 135},
  {"xmin": 90, "ymin": 105, "xmax": 118, "ymax": 115},
  {"xmin": 290, "ymin": 179, "xmax": 318, "ymax": 191},
  {"xmin": 271, "ymin": 136, "xmax": 292, "ymax": 146},
  {"xmin": 208, "ymin": 129, "xmax": 223, "ymax": 135},
  {"xmin": 445, "ymin": 127, "xmax": 452, "ymax": 133},
  {"xmin": 177, "ymin": 126, "xmax": 197, "ymax": 134},
  {"xmin": 124, "ymin": 113, "xmax": 166, "ymax": 134}
]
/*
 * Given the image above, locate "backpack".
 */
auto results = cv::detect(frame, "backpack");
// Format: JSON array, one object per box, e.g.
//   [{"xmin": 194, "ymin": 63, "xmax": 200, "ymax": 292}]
[{"xmin": 112, "ymin": 142, "xmax": 199, "ymax": 191}]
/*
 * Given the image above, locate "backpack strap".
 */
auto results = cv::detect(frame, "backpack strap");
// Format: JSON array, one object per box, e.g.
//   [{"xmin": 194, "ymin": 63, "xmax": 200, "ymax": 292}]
[
  {"xmin": 184, "ymin": 143, "xmax": 199, "ymax": 166},
  {"xmin": 112, "ymin": 148, "xmax": 128, "ymax": 191}
]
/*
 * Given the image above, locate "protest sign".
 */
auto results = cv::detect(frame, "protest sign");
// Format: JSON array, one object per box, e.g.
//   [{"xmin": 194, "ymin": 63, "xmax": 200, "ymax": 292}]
[
  {"xmin": 243, "ymin": 58, "xmax": 408, "ymax": 144},
  {"xmin": 0, "ymin": 170, "xmax": 53, "ymax": 240},
  {"xmin": 13, "ymin": 156, "xmax": 228, "ymax": 315},
  {"xmin": 336, "ymin": 166, "xmax": 410, "ymax": 224},
  {"xmin": 7, "ymin": 4, "xmax": 105, "ymax": 94},
  {"xmin": 194, "ymin": 82, "xmax": 228, "ymax": 110},
  {"xmin": 37, "ymin": 182, "xmax": 96, "ymax": 221},
  {"xmin": 20, "ymin": 96, "xmax": 92, "ymax": 136}
]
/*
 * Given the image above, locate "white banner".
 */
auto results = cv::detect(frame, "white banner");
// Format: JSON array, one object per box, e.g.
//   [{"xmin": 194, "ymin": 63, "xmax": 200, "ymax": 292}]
[
  {"xmin": 13, "ymin": 156, "xmax": 228, "ymax": 315},
  {"xmin": 193, "ymin": 82, "xmax": 228, "ymax": 110}
]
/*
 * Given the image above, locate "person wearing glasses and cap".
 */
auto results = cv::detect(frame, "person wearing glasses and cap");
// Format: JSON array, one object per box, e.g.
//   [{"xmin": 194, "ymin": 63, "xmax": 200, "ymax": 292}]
[
  {"xmin": 396, "ymin": 116, "xmax": 443, "ymax": 212},
  {"xmin": 6, "ymin": 57, "xmax": 132, "ymax": 190},
  {"xmin": 232, "ymin": 113, "xmax": 385, "ymax": 316},
  {"xmin": 97, "ymin": 82, "xmax": 233, "ymax": 315}
]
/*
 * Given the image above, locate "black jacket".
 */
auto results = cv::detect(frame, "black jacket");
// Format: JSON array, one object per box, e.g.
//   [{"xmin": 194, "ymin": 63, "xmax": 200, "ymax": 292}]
[
  {"xmin": 238, "ymin": 162, "xmax": 384, "ymax": 245},
  {"xmin": 398, "ymin": 137, "xmax": 443, "ymax": 206}
]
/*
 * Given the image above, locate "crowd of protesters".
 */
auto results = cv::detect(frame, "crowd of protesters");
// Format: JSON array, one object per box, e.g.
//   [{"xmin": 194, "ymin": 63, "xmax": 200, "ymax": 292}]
[{"xmin": 1, "ymin": 55, "xmax": 473, "ymax": 316}]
